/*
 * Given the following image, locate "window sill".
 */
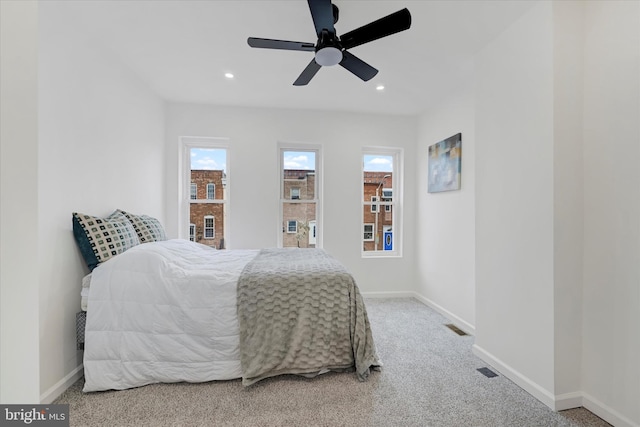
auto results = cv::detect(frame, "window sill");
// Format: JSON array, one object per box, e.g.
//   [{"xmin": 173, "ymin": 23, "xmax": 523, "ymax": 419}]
[{"xmin": 361, "ymin": 252, "xmax": 402, "ymax": 259}]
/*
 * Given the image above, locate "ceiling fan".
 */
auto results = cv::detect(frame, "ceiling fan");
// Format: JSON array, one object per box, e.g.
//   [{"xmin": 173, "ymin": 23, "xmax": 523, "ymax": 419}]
[{"xmin": 247, "ymin": 0, "xmax": 412, "ymax": 86}]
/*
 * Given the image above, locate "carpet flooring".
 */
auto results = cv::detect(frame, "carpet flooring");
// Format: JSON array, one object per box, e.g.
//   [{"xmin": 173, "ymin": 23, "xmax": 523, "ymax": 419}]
[{"xmin": 55, "ymin": 298, "xmax": 611, "ymax": 426}]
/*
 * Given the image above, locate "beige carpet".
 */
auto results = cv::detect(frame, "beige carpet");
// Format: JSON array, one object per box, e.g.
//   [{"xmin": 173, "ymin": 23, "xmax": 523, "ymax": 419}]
[{"xmin": 55, "ymin": 298, "xmax": 611, "ymax": 427}]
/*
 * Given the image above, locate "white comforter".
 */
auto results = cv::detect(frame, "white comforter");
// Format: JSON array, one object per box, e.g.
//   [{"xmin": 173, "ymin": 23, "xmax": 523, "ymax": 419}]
[{"xmin": 83, "ymin": 239, "xmax": 258, "ymax": 392}]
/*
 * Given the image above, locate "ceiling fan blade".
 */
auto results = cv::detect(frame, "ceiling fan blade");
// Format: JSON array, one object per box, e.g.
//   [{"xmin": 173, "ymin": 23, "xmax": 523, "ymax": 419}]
[
  {"xmin": 307, "ymin": 0, "xmax": 335, "ymax": 37},
  {"xmin": 248, "ymin": 37, "xmax": 316, "ymax": 52},
  {"xmin": 339, "ymin": 51, "xmax": 378, "ymax": 82},
  {"xmin": 340, "ymin": 8, "xmax": 411, "ymax": 50},
  {"xmin": 293, "ymin": 59, "xmax": 322, "ymax": 86}
]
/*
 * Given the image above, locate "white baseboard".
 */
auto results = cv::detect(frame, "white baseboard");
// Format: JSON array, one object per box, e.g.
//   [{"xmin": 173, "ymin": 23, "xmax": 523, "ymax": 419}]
[
  {"xmin": 361, "ymin": 291, "xmax": 416, "ymax": 299},
  {"xmin": 472, "ymin": 344, "xmax": 557, "ymax": 410},
  {"xmin": 411, "ymin": 292, "xmax": 476, "ymax": 336},
  {"xmin": 554, "ymin": 391, "xmax": 583, "ymax": 411},
  {"xmin": 582, "ymin": 392, "xmax": 639, "ymax": 427},
  {"xmin": 40, "ymin": 364, "xmax": 83, "ymax": 404}
]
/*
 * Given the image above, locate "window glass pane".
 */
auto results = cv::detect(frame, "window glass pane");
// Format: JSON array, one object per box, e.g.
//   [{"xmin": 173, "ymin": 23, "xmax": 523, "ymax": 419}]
[
  {"xmin": 190, "ymin": 147, "xmax": 226, "ymax": 249},
  {"xmin": 190, "ymin": 204, "xmax": 225, "ymax": 247},
  {"xmin": 363, "ymin": 154, "xmax": 394, "ymax": 253},
  {"xmin": 282, "ymin": 202, "xmax": 316, "ymax": 248},
  {"xmin": 280, "ymin": 147, "xmax": 319, "ymax": 249},
  {"xmin": 362, "ymin": 203, "xmax": 394, "ymax": 251},
  {"xmin": 191, "ymin": 148, "xmax": 227, "ymax": 200},
  {"xmin": 282, "ymin": 151, "xmax": 315, "ymax": 200}
]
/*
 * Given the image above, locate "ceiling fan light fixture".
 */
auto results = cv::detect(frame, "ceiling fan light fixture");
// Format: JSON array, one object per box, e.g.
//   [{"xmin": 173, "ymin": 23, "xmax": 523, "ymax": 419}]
[{"xmin": 315, "ymin": 47, "xmax": 343, "ymax": 67}]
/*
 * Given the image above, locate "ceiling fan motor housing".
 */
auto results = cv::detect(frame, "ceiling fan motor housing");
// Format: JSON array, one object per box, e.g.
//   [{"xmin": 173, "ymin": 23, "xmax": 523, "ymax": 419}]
[{"xmin": 315, "ymin": 29, "xmax": 343, "ymax": 66}]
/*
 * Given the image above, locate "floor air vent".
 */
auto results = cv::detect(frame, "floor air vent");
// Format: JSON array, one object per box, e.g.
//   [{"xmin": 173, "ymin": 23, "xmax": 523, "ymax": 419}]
[
  {"xmin": 445, "ymin": 323, "xmax": 468, "ymax": 336},
  {"xmin": 477, "ymin": 367, "xmax": 498, "ymax": 378}
]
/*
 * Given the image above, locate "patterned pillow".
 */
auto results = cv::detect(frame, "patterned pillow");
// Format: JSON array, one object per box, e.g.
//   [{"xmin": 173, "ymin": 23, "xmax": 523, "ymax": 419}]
[
  {"xmin": 72, "ymin": 211, "xmax": 140, "ymax": 271},
  {"xmin": 116, "ymin": 209, "xmax": 167, "ymax": 243}
]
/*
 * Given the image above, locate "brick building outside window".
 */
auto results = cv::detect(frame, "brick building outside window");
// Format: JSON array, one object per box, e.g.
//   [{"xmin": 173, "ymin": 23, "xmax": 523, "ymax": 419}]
[
  {"xmin": 363, "ymin": 171, "xmax": 393, "ymax": 252},
  {"xmin": 282, "ymin": 169, "xmax": 316, "ymax": 248},
  {"xmin": 190, "ymin": 169, "xmax": 225, "ymax": 249}
]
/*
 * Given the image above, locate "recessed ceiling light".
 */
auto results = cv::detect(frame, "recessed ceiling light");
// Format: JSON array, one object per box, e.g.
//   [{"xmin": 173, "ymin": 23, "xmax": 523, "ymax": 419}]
[
  {"xmin": 224, "ymin": 72, "xmax": 234, "ymax": 79},
  {"xmin": 376, "ymin": 84, "xmax": 385, "ymax": 91}
]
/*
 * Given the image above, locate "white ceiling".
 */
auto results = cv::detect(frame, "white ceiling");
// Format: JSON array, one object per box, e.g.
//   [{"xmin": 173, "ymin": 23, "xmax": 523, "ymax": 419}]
[{"xmin": 56, "ymin": 0, "xmax": 538, "ymax": 116}]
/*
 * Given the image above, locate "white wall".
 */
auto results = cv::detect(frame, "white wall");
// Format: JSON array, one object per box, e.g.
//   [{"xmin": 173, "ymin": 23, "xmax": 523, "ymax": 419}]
[
  {"xmin": 165, "ymin": 104, "xmax": 417, "ymax": 294},
  {"xmin": 0, "ymin": 0, "xmax": 40, "ymax": 404},
  {"xmin": 35, "ymin": 3, "xmax": 165, "ymax": 402},
  {"xmin": 416, "ymin": 84, "xmax": 476, "ymax": 333},
  {"xmin": 474, "ymin": 1, "xmax": 556, "ymax": 402},
  {"xmin": 582, "ymin": 1, "xmax": 640, "ymax": 425},
  {"xmin": 470, "ymin": 2, "xmax": 639, "ymax": 425}
]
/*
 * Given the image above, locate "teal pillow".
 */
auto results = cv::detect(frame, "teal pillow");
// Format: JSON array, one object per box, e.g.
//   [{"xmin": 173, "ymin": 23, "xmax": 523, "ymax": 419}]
[{"xmin": 72, "ymin": 211, "xmax": 140, "ymax": 271}]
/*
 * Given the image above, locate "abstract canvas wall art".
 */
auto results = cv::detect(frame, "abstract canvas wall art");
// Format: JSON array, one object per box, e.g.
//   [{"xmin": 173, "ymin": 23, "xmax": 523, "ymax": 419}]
[{"xmin": 428, "ymin": 133, "xmax": 462, "ymax": 193}]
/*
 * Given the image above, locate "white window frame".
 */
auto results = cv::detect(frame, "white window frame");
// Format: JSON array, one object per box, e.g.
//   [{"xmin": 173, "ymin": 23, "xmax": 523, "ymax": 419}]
[
  {"xmin": 370, "ymin": 196, "xmax": 378, "ymax": 213},
  {"xmin": 190, "ymin": 183, "xmax": 197, "ymax": 200},
  {"xmin": 278, "ymin": 142, "xmax": 322, "ymax": 248},
  {"xmin": 286, "ymin": 220, "xmax": 297, "ymax": 233},
  {"xmin": 206, "ymin": 183, "xmax": 215, "ymax": 200},
  {"xmin": 189, "ymin": 223, "xmax": 195, "ymax": 242},
  {"xmin": 179, "ymin": 137, "xmax": 230, "ymax": 247},
  {"xmin": 290, "ymin": 188, "xmax": 300, "ymax": 200},
  {"xmin": 204, "ymin": 215, "xmax": 215, "ymax": 239},
  {"xmin": 362, "ymin": 147, "xmax": 403, "ymax": 258}
]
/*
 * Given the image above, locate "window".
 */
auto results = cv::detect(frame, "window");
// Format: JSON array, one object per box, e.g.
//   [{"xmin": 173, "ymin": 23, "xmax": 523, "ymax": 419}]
[
  {"xmin": 363, "ymin": 224, "xmax": 374, "ymax": 241},
  {"xmin": 279, "ymin": 144, "xmax": 321, "ymax": 248},
  {"xmin": 180, "ymin": 137, "xmax": 229, "ymax": 249},
  {"xmin": 362, "ymin": 148, "xmax": 402, "ymax": 256},
  {"xmin": 382, "ymin": 188, "xmax": 392, "ymax": 212},
  {"xmin": 204, "ymin": 216, "xmax": 215, "ymax": 239}
]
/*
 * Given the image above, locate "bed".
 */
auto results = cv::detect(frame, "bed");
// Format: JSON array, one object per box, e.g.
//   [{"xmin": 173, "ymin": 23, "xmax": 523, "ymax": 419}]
[{"xmin": 80, "ymin": 238, "xmax": 381, "ymax": 392}]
